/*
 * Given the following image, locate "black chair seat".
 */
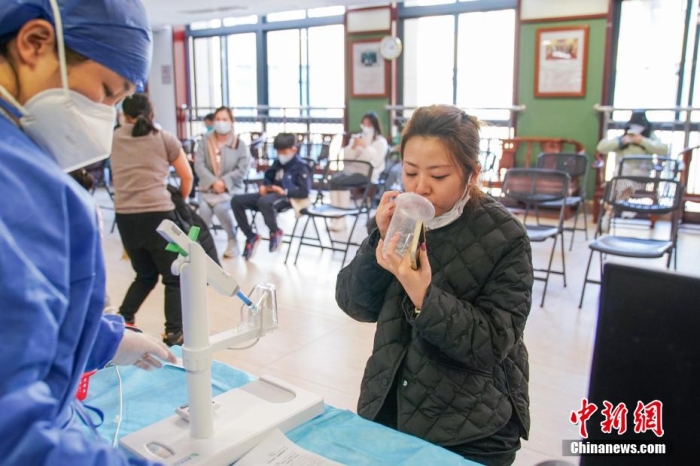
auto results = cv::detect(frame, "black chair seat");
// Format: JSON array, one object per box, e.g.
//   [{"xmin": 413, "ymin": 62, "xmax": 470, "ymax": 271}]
[
  {"xmin": 525, "ymin": 225, "xmax": 559, "ymax": 242},
  {"xmin": 540, "ymin": 196, "xmax": 582, "ymax": 207},
  {"xmin": 302, "ymin": 204, "xmax": 361, "ymax": 219},
  {"xmin": 588, "ymin": 236, "xmax": 673, "ymax": 258}
]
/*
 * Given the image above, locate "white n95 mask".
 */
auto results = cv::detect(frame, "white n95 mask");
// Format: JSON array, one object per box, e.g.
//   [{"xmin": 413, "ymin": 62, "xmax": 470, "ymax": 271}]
[
  {"xmin": 20, "ymin": 89, "xmax": 116, "ymax": 172},
  {"xmin": 0, "ymin": 0, "xmax": 116, "ymax": 172}
]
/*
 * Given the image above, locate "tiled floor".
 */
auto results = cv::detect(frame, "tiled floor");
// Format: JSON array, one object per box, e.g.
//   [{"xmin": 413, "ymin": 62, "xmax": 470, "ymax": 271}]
[{"xmin": 97, "ymin": 190, "xmax": 700, "ymax": 465}]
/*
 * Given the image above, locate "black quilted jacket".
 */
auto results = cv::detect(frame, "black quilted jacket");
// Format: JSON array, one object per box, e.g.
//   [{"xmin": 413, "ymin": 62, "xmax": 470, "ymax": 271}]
[{"xmin": 336, "ymin": 195, "xmax": 532, "ymax": 446}]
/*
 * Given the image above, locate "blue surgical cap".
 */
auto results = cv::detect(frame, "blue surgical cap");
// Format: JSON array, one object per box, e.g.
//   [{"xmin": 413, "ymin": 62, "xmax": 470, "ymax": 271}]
[{"xmin": 0, "ymin": 0, "xmax": 152, "ymax": 89}]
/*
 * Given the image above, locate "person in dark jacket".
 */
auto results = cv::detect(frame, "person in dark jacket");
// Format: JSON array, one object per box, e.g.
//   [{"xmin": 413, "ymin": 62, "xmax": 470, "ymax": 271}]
[
  {"xmin": 336, "ymin": 105, "xmax": 533, "ymax": 466},
  {"xmin": 231, "ymin": 133, "xmax": 311, "ymax": 260}
]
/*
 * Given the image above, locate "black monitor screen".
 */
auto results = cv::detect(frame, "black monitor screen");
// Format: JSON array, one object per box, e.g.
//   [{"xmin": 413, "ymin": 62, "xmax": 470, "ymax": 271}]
[{"xmin": 580, "ymin": 263, "xmax": 699, "ymax": 465}]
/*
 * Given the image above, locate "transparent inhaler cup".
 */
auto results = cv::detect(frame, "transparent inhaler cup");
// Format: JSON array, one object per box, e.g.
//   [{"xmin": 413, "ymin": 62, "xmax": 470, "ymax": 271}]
[
  {"xmin": 382, "ymin": 192, "xmax": 435, "ymax": 258},
  {"xmin": 240, "ymin": 283, "xmax": 278, "ymax": 333}
]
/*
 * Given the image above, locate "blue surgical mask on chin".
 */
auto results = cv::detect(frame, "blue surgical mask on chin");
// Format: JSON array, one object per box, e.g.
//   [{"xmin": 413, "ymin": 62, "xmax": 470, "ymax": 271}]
[
  {"xmin": 0, "ymin": 0, "xmax": 115, "ymax": 173},
  {"xmin": 425, "ymin": 176, "xmax": 472, "ymax": 231}
]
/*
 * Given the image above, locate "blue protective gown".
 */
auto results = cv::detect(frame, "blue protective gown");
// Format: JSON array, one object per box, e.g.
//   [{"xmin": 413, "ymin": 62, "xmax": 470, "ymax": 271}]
[{"xmin": 0, "ymin": 111, "xmax": 159, "ymax": 464}]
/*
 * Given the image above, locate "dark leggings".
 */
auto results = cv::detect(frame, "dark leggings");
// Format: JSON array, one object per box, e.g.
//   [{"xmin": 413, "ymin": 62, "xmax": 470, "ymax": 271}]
[
  {"xmin": 231, "ymin": 192, "xmax": 287, "ymax": 240},
  {"xmin": 116, "ymin": 211, "xmax": 182, "ymax": 333}
]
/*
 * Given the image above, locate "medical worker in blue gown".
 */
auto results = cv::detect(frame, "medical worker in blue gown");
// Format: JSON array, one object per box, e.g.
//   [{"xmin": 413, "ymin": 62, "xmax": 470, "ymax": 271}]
[{"xmin": 0, "ymin": 1, "xmax": 177, "ymax": 464}]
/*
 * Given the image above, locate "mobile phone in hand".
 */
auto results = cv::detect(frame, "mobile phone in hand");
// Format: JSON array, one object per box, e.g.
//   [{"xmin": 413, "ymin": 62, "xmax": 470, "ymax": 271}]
[{"xmin": 409, "ymin": 221, "xmax": 426, "ymax": 270}]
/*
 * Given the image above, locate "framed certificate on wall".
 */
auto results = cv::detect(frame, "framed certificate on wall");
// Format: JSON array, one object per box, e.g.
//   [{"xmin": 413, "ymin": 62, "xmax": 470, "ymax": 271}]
[
  {"xmin": 350, "ymin": 39, "xmax": 389, "ymax": 98},
  {"xmin": 535, "ymin": 25, "xmax": 589, "ymax": 97}
]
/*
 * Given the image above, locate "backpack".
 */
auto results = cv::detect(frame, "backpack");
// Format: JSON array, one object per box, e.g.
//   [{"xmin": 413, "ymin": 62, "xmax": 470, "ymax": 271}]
[{"xmin": 167, "ymin": 185, "xmax": 221, "ymax": 266}]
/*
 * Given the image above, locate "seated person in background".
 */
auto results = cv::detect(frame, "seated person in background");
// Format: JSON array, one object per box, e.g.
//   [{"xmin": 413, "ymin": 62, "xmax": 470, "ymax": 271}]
[
  {"xmin": 232, "ymin": 133, "xmax": 311, "ymax": 260},
  {"xmin": 336, "ymin": 105, "xmax": 532, "ymax": 466},
  {"xmin": 366, "ymin": 156, "xmax": 403, "ymax": 234},
  {"xmin": 596, "ymin": 110, "xmax": 670, "ymax": 229},
  {"xmin": 597, "ymin": 110, "xmax": 669, "ymax": 163},
  {"xmin": 329, "ymin": 112, "xmax": 389, "ymax": 230},
  {"xmin": 188, "ymin": 113, "xmax": 215, "ymax": 201},
  {"xmin": 382, "ymin": 152, "xmax": 403, "ymax": 192},
  {"xmin": 203, "ymin": 112, "xmax": 215, "ymax": 132},
  {"xmin": 195, "ymin": 106, "xmax": 250, "ymax": 258}
]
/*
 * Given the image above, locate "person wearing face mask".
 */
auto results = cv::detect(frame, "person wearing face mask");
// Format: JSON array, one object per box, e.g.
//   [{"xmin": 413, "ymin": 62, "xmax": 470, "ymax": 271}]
[
  {"xmin": 203, "ymin": 112, "xmax": 215, "ymax": 132},
  {"xmin": 195, "ymin": 106, "xmax": 250, "ymax": 258},
  {"xmin": 329, "ymin": 112, "xmax": 389, "ymax": 230},
  {"xmin": 111, "ymin": 93, "xmax": 195, "ymax": 347},
  {"xmin": 231, "ymin": 133, "xmax": 312, "ymax": 260},
  {"xmin": 596, "ymin": 110, "xmax": 668, "ymax": 162},
  {"xmin": 336, "ymin": 105, "xmax": 533, "ymax": 466},
  {"xmin": 0, "ymin": 1, "xmax": 176, "ymax": 465}
]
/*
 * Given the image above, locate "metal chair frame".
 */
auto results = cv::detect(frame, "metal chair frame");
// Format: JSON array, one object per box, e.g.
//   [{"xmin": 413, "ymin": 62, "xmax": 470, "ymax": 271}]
[
  {"xmin": 287, "ymin": 159, "xmax": 374, "ymax": 267},
  {"xmin": 535, "ymin": 152, "xmax": 590, "ymax": 250},
  {"xmin": 605, "ymin": 155, "xmax": 683, "ymax": 234},
  {"xmin": 616, "ymin": 155, "xmax": 681, "ymax": 180},
  {"xmin": 578, "ymin": 176, "xmax": 684, "ymax": 308},
  {"xmin": 502, "ymin": 168, "xmax": 570, "ymax": 307}
]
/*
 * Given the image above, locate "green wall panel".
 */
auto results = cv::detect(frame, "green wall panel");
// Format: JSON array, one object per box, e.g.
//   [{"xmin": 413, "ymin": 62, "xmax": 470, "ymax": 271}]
[
  {"xmin": 517, "ymin": 18, "xmax": 607, "ymax": 198},
  {"xmin": 348, "ymin": 98, "xmax": 391, "ymax": 137}
]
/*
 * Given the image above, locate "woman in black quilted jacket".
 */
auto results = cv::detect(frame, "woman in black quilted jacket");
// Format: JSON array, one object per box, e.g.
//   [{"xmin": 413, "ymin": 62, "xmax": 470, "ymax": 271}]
[{"xmin": 336, "ymin": 105, "xmax": 533, "ymax": 466}]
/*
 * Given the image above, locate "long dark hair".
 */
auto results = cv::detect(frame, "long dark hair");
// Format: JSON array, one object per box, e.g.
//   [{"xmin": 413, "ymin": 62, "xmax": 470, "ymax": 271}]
[
  {"xmin": 399, "ymin": 105, "xmax": 482, "ymax": 200},
  {"xmin": 122, "ymin": 93, "xmax": 157, "ymax": 137},
  {"xmin": 362, "ymin": 111, "xmax": 383, "ymax": 140}
]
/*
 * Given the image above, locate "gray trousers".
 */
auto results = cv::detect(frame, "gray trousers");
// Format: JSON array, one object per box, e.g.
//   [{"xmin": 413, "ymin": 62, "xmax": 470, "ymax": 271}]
[{"xmin": 199, "ymin": 199, "xmax": 237, "ymax": 240}]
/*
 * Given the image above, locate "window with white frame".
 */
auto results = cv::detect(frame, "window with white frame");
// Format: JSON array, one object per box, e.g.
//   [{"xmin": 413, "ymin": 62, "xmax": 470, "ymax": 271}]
[
  {"xmin": 190, "ymin": 36, "xmax": 222, "ymax": 114},
  {"xmin": 267, "ymin": 29, "xmax": 302, "ymax": 116},
  {"xmin": 402, "ymin": 7, "xmax": 516, "ymax": 116},
  {"xmin": 226, "ymin": 33, "xmax": 257, "ymax": 115},
  {"xmin": 403, "ymin": 15, "xmax": 455, "ymax": 107},
  {"xmin": 613, "ymin": 0, "xmax": 688, "ymax": 121},
  {"xmin": 456, "ymin": 9, "xmax": 515, "ymax": 121},
  {"xmin": 308, "ymin": 25, "xmax": 344, "ymax": 118}
]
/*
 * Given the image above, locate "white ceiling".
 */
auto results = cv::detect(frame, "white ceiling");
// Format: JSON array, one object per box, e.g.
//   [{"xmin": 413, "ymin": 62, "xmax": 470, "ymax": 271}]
[{"xmin": 142, "ymin": 0, "xmax": 394, "ymax": 27}]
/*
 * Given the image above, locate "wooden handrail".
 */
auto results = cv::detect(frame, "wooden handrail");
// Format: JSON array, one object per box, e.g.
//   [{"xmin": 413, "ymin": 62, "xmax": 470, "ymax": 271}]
[
  {"xmin": 497, "ymin": 137, "xmax": 586, "ymax": 180},
  {"xmin": 678, "ymin": 146, "xmax": 700, "ymax": 224},
  {"xmin": 678, "ymin": 145, "xmax": 699, "ymax": 189}
]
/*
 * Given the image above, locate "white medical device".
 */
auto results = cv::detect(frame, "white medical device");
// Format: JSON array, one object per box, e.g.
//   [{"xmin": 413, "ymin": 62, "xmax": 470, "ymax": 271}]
[{"xmin": 119, "ymin": 220, "xmax": 324, "ymax": 465}]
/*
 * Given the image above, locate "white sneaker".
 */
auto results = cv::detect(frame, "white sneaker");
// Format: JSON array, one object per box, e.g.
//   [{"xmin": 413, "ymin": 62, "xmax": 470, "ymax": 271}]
[
  {"xmin": 329, "ymin": 218, "xmax": 346, "ymax": 231},
  {"xmin": 223, "ymin": 239, "xmax": 240, "ymax": 258}
]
